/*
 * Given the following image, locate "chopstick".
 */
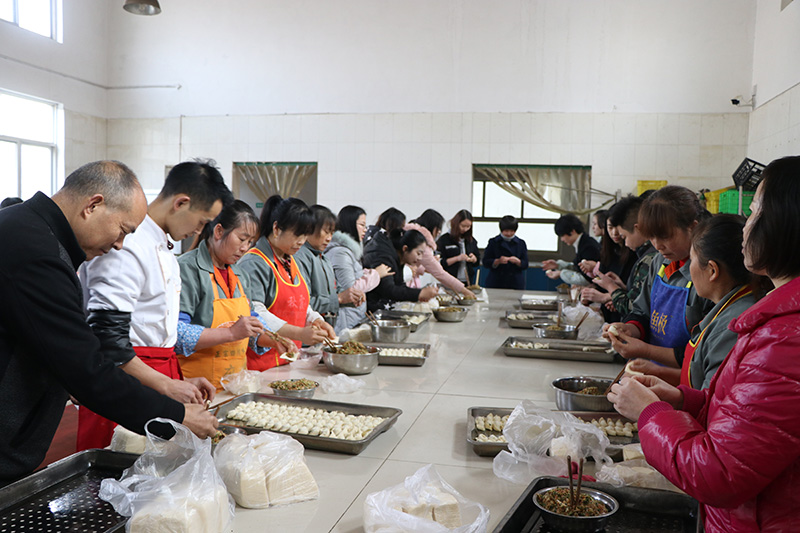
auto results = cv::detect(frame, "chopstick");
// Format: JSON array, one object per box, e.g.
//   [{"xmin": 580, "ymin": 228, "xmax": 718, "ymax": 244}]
[
  {"xmin": 604, "ymin": 365, "xmax": 629, "ymax": 395},
  {"xmin": 366, "ymin": 310, "xmax": 380, "ymax": 327},
  {"xmin": 575, "ymin": 458, "xmax": 584, "ymax": 509},
  {"xmin": 567, "ymin": 455, "xmax": 575, "ymax": 514},
  {"xmin": 575, "ymin": 311, "xmax": 590, "ymax": 330}
]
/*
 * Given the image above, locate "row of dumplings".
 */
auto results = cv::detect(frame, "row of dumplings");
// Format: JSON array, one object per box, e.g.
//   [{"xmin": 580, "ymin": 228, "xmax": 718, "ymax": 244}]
[
  {"xmin": 474, "ymin": 413, "xmax": 509, "ymax": 433},
  {"xmin": 475, "ymin": 433, "xmax": 507, "ymax": 443},
  {"xmin": 379, "ymin": 347, "xmax": 426, "ymax": 358},
  {"xmin": 584, "ymin": 417, "xmax": 638, "ymax": 437}
]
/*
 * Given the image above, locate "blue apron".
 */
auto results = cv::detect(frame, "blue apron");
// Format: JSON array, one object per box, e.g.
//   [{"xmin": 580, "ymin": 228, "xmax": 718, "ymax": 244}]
[{"xmin": 648, "ymin": 264, "xmax": 692, "ymax": 348}]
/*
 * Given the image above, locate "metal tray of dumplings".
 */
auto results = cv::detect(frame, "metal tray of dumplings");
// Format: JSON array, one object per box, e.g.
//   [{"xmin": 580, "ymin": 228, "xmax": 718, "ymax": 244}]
[
  {"xmin": 214, "ymin": 393, "xmax": 402, "ymax": 455},
  {"xmin": 493, "ymin": 476, "xmax": 699, "ymax": 533},
  {"xmin": 467, "ymin": 407, "xmax": 513, "ymax": 457},
  {"xmin": 369, "ymin": 342, "xmax": 430, "ymax": 366},
  {"xmin": 505, "ymin": 310, "xmax": 555, "ymax": 329},
  {"xmin": 0, "ymin": 449, "xmax": 139, "ymax": 533},
  {"xmin": 518, "ymin": 295, "xmax": 559, "ymax": 311},
  {"xmin": 502, "ymin": 336, "xmax": 616, "ymax": 363},
  {"xmin": 567, "ymin": 411, "xmax": 640, "ymax": 447},
  {"xmin": 372, "ymin": 309, "xmax": 431, "ymax": 332}
]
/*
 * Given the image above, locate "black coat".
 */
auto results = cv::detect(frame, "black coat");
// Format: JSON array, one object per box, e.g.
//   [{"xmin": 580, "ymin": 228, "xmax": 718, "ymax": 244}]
[
  {"xmin": 482, "ymin": 235, "xmax": 529, "ymax": 290},
  {"xmin": 574, "ymin": 233, "xmax": 602, "ymax": 282},
  {"xmin": 0, "ymin": 193, "xmax": 183, "ymax": 481},
  {"xmin": 436, "ymin": 232, "xmax": 481, "ymax": 284},
  {"xmin": 362, "ymin": 230, "xmax": 422, "ymax": 311}
]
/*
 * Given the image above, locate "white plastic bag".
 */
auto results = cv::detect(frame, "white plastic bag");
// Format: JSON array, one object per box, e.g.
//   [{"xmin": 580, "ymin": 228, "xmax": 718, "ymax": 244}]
[
  {"xmin": 290, "ymin": 347, "xmax": 323, "ymax": 369},
  {"xmin": 318, "ymin": 373, "xmax": 365, "ymax": 394},
  {"xmin": 596, "ymin": 459, "xmax": 679, "ymax": 491},
  {"xmin": 213, "ymin": 431, "xmax": 319, "ymax": 508},
  {"xmin": 493, "ymin": 400, "xmax": 613, "ymax": 485},
  {"xmin": 339, "ymin": 324, "xmax": 372, "ymax": 343},
  {"xmin": 99, "ymin": 418, "xmax": 234, "ymax": 533},
  {"xmin": 364, "ymin": 464, "xmax": 489, "ymax": 533},
  {"xmin": 220, "ymin": 369, "xmax": 263, "ymax": 395},
  {"xmin": 561, "ymin": 304, "xmax": 605, "ymax": 341}
]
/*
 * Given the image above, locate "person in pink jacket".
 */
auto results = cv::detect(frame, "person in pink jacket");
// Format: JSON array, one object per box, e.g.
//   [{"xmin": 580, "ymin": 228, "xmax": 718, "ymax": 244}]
[
  {"xmin": 608, "ymin": 155, "xmax": 800, "ymax": 532},
  {"xmin": 403, "ymin": 209, "xmax": 476, "ymax": 298}
]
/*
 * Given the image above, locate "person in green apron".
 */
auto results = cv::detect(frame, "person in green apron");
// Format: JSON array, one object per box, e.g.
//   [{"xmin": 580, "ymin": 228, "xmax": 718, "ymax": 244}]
[{"xmin": 604, "ymin": 186, "xmax": 714, "ymax": 366}]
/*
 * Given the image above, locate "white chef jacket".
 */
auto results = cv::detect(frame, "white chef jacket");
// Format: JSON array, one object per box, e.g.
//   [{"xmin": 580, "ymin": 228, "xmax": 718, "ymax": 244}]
[{"xmin": 80, "ymin": 215, "xmax": 180, "ymax": 348}]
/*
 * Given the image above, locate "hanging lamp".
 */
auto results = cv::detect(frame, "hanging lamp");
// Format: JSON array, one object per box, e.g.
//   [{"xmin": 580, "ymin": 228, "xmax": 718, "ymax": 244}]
[{"xmin": 123, "ymin": 0, "xmax": 161, "ymax": 15}]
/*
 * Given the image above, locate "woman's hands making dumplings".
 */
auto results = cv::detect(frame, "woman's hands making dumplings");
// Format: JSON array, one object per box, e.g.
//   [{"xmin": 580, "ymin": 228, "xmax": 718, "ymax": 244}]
[{"xmin": 607, "ymin": 375, "xmax": 684, "ymax": 420}]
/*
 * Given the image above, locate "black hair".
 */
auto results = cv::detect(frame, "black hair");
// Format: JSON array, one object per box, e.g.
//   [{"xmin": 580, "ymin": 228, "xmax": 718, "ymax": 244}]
[
  {"xmin": 553, "ymin": 214, "xmax": 584, "ymax": 236},
  {"xmin": 60, "ymin": 160, "xmax": 140, "ymax": 210},
  {"xmin": 310, "ymin": 204, "xmax": 337, "ymax": 234},
  {"xmin": 607, "ymin": 195, "xmax": 644, "ymax": 232},
  {"xmin": 198, "ymin": 199, "xmax": 259, "ymax": 244},
  {"xmin": 259, "ymin": 195, "xmax": 315, "ymax": 237},
  {"xmin": 593, "ymin": 210, "xmax": 608, "ymax": 233},
  {"xmin": 599, "ymin": 203, "xmax": 630, "ymax": 267},
  {"xmin": 412, "ymin": 209, "xmax": 445, "ymax": 236},
  {"xmin": 692, "ymin": 214, "xmax": 752, "ymax": 287},
  {"xmin": 336, "ymin": 205, "xmax": 366, "ymax": 242},
  {"xmin": 499, "ymin": 215, "xmax": 518, "ymax": 232},
  {"xmin": 0, "ymin": 197, "xmax": 23, "ymax": 209},
  {"xmin": 745, "ymin": 155, "xmax": 800, "ymax": 280},
  {"xmin": 638, "ymin": 185, "xmax": 709, "ymax": 240},
  {"xmin": 376, "ymin": 207, "xmax": 406, "ymax": 234},
  {"xmin": 449, "ymin": 209, "xmax": 474, "ymax": 242},
  {"xmin": 159, "ymin": 159, "xmax": 233, "ymax": 212},
  {"xmin": 388, "ymin": 228, "xmax": 427, "ymax": 256}
]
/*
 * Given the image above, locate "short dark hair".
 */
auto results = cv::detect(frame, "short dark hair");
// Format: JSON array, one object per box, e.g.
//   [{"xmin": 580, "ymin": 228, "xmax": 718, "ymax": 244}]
[
  {"xmin": 412, "ymin": 209, "xmax": 445, "ymax": 235},
  {"xmin": 310, "ymin": 204, "xmax": 337, "ymax": 234},
  {"xmin": 259, "ymin": 195, "xmax": 315, "ymax": 237},
  {"xmin": 607, "ymin": 195, "xmax": 644, "ymax": 232},
  {"xmin": 449, "ymin": 209, "xmax": 474, "ymax": 242},
  {"xmin": 336, "ymin": 205, "xmax": 366, "ymax": 242},
  {"xmin": 638, "ymin": 185, "xmax": 709, "ymax": 240},
  {"xmin": 198, "ymin": 199, "xmax": 259, "ymax": 244},
  {"xmin": 553, "ymin": 214, "xmax": 584, "ymax": 236},
  {"xmin": 60, "ymin": 160, "xmax": 140, "ymax": 210},
  {"xmin": 389, "ymin": 228, "xmax": 427, "ymax": 253},
  {"xmin": 499, "ymin": 215, "xmax": 518, "ymax": 232},
  {"xmin": 745, "ymin": 155, "xmax": 800, "ymax": 279},
  {"xmin": 692, "ymin": 214, "xmax": 751, "ymax": 287},
  {"xmin": 0, "ymin": 197, "xmax": 23, "ymax": 209},
  {"xmin": 159, "ymin": 159, "xmax": 233, "ymax": 212},
  {"xmin": 376, "ymin": 207, "xmax": 406, "ymax": 234}
]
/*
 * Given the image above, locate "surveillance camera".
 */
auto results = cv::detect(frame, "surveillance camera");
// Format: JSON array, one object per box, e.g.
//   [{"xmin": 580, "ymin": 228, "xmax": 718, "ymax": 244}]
[{"xmin": 731, "ymin": 98, "xmax": 740, "ymax": 106}]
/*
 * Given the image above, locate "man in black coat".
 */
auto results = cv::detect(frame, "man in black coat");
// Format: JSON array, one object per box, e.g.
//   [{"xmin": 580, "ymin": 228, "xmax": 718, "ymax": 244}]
[
  {"xmin": 542, "ymin": 214, "xmax": 601, "ymax": 285},
  {"xmin": 0, "ymin": 161, "xmax": 217, "ymax": 483}
]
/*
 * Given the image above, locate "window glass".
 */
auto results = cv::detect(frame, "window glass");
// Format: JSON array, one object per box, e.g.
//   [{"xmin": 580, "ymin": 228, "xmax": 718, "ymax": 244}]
[
  {"xmin": 18, "ymin": 0, "xmax": 51, "ymax": 37},
  {"xmin": 523, "ymin": 201, "xmax": 558, "ymax": 219},
  {"xmin": 20, "ymin": 144, "xmax": 52, "ymax": 199},
  {"xmin": 0, "ymin": 141, "xmax": 18, "ymax": 200},
  {"xmin": 515, "ymin": 223, "xmax": 559, "ymax": 252},
  {"xmin": 0, "ymin": 0, "xmax": 14, "ymax": 22},
  {"xmin": 472, "ymin": 221, "xmax": 499, "ymax": 249},
  {"xmin": 0, "ymin": 93, "xmax": 54, "ymax": 143},
  {"xmin": 472, "ymin": 181, "xmax": 484, "ymax": 215},
  {"xmin": 483, "ymin": 181, "xmax": 522, "ymax": 218}
]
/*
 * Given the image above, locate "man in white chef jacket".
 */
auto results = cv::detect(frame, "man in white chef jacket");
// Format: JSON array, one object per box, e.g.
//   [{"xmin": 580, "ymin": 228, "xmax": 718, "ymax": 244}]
[{"xmin": 76, "ymin": 160, "xmax": 234, "ymax": 450}]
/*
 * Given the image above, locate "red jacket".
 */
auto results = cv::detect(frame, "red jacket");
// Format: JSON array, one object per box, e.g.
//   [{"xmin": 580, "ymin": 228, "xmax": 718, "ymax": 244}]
[{"xmin": 638, "ymin": 276, "xmax": 800, "ymax": 532}]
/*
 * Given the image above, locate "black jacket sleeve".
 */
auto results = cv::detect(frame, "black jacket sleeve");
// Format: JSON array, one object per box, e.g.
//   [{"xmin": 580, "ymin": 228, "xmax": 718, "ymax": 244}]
[
  {"xmin": 86, "ymin": 310, "xmax": 137, "ymax": 366},
  {"xmin": 363, "ymin": 239, "xmax": 422, "ymax": 307}
]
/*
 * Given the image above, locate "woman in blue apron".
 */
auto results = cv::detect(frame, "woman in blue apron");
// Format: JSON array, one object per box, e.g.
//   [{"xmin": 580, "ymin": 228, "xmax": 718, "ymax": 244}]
[{"xmin": 604, "ymin": 186, "xmax": 715, "ymax": 366}]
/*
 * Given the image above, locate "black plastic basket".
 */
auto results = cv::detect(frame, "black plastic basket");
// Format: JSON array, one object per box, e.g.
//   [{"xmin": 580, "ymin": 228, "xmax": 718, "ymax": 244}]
[{"xmin": 732, "ymin": 158, "xmax": 765, "ymax": 191}]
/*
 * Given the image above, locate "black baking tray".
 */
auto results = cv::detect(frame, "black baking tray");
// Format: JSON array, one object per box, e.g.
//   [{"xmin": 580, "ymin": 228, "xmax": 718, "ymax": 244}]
[
  {"xmin": 493, "ymin": 476, "xmax": 699, "ymax": 533},
  {"xmin": 0, "ymin": 449, "xmax": 138, "ymax": 533}
]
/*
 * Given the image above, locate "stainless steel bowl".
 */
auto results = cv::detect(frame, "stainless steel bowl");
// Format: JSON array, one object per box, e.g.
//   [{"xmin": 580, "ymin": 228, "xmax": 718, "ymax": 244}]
[
  {"xmin": 432, "ymin": 306, "xmax": 469, "ymax": 322},
  {"xmin": 370, "ymin": 319, "xmax": 411, "ymax": 343},
  {"xmin": 552, "ymin": 376, "xmax": 615, "ymax": 411},
  {"xmin": 322, "ymin": 346, "xmax": 380, "ymax": 375},
  {"xmin": 211, "ymin": 425, "xmax": 246, "ymax": 450},
  {"xmin": 455, "ymin": 296, "xmax": 477, "ymax": 306},
  {"xmin": 532, "ymin": 486, "xmax": 619, "ymax": 533},
  {"xmin": 269, "ymin": 379, "xmax": 320, "ymax": 399},
  {"xmin": 533, "ymin": 323, "xmax": 578, "ymax": 340}
]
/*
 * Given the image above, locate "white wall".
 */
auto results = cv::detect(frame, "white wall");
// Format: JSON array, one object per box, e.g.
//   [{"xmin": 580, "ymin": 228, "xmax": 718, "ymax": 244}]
[{"xmin": 752, "ymin": 0, "xmax": 800, "ymax": 107}]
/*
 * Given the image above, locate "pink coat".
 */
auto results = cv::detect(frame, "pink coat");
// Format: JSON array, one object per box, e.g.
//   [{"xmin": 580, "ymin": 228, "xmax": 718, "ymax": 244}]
[
  {"xmin": 403, "ymin": 223, "xmax": 465, "ymax": 292},
  {"xmin": 638, "ymin": 276, "xmax": 800, "ymax": 532}
]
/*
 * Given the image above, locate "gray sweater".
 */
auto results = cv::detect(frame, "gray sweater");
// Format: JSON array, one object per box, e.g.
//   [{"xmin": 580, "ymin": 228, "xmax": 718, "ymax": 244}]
[
  {"xmin": 294, "ymin": 241, "xmax": 339, "ymax": 316},
  {"xmin": 324, "ymin": 231, "xmax": 367, "ymax": 333}
]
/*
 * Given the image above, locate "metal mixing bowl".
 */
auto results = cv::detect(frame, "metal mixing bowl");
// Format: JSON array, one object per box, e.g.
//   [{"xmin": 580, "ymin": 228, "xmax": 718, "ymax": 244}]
[
  {"xmin": 532, "ymin": 486, "xmax": 619, "ymax": 533},
  {"xmin": 269, "ymin": 379, "xmax": 320, "ymax": 399},
  {"xmin": 532, "ymin": 323, "xmax": 579, "ymax": 340},
  {"xmin": 455, "ymin": 296, "xmax": 477, "ymax": 306},
  {"xmin": 370, "ymin": 319, "xmax": 411, "ymax": 342},
  {"xmin": 432, "ymin": 306, "xmax": 469, "ymax": 322},
  {"xmin": 322, "ymin": 346, "xmax": 380, "ymax": 375},
  {"xmin": 552, "ymin": 376, "xmax": 615, "ymax": 411}
]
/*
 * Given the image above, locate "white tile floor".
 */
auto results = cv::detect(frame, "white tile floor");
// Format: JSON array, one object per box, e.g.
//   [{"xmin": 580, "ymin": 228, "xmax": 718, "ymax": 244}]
[{"xmin": 214, "ymin": 289, "xmax": 625, "ymax": 532}]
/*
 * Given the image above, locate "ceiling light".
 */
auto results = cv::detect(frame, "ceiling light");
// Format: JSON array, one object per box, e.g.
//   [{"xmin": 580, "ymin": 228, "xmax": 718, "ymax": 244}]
[{"xmin": 123, "ymin": 0, "xmax": 161, "ymax": 16}]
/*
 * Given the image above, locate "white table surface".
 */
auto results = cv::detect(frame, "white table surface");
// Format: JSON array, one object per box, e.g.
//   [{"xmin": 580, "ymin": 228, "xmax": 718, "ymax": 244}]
[{"xmin": 214, "ymin": 288, "xmax": 624, "ymax": 532}]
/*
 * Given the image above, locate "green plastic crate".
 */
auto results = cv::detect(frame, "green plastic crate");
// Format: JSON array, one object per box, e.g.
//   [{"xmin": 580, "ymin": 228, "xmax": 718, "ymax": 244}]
[{"xmin": 719, "ymin": 189, "xmax": 755, "ymax": 216}]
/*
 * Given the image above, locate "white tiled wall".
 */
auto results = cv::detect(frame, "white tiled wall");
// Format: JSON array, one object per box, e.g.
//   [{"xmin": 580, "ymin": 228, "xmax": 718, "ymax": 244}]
[
  {"xmin": 65, "ymin": 111, "xmax": 107, "ymax": 177},
  {"xmin": 747, "ymin": 82, "xmax": 800, "ymax": 165}
]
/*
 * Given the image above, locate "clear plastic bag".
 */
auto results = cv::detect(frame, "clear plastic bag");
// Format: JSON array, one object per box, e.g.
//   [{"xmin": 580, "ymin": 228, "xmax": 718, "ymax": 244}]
[
  {"xmin": 363, "ymin": 464, "xmax": 489, "ymax": 533},
  {"xmin": 596, "ymin": 459, "xmax": 680, "ymax": 491},
  {"xmin": 99, "ymin": 418, "xmax": 234, "ymax": 533},
  {"xmin": 339, "ymin": 324, "xmax": 372, "ymax": 343},
  {"xmin": 318, "ymin": 373, "xmax": 365, "ymax": 394},
  {"xmin": 213, "ymin": 431, "xmax": 319, "ymax": 508},
  {"xmin": 290, "ymin": 347, "xmax": 323, "ymax": 369},
  {"xmin": 220, "ymin": 369, "xmax": 263, "ymax": 395},
  {"xmin": 561, "ymin": 303, "xmax": 605, "ymax": 341},
  {"xmin": 493, "ymin": 400, "xmax": 613, "ymax": 485}
]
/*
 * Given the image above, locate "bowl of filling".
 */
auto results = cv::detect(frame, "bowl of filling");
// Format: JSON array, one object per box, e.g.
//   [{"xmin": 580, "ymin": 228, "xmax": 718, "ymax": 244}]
[
  {"xmin": 533, "ymin": 485, "xmax": 619, "ymax": 532},
  {"xmin": 432, "ymin": 306, "xmax": 469, "ymax": 322},
  {"xmin": 268, "ymin": 378, "xmax": 320, "ymax": 398},
  {"xmin": 532, "ymin": 323, "xmax": 579, "ymax": 340},
  {"xmin": 552, "ymin": 376, "xmax": 615, "ymax": 411},
  {"xmin": 322, "ymin": 341, "xmax": 380, "ymax": 375},
  {"xmin": 369, "ymin": 319, "xmax": 411, "ymax": 343},
  {"xmin": 210, "ymin": 425, "xmax": 246, "ymax": 450}
]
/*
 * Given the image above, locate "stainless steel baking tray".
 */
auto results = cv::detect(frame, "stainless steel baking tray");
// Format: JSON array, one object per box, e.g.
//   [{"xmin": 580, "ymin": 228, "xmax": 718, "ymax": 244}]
[
  {"xmin": 214, "ymin": 393, "xmax": 402, "ymax": 455},
  {"xmin": 567, "ymin": 411, "xmax": 639, "ymax": 447},
  {"xmin": 373, "ymin": 309, "xmax": 431, "ymax": 332},
  {"xmin": 467, "ymin": 407, "xmax": 513, "ymax": 457},
  {"xmin": 493, "ymin": 476, "xmax": 699, "ymax": 533},
  {"xmin": 503, "ymin": 336, "xmax": 616, "ymax": 363},
  {"xmin": 369, "ymin": 342, "xmax": 430, "ymax": 366},
  {"xmin": 505, "ymin": 310, "xmax": 555, "ymax": 329},
  {"xmin": 518, "ymin": 296, "xmax": 559, "ymax": 311},
  {"xmin": 0, "ymin": 449, "xmax": 139, "ymax": 533}
]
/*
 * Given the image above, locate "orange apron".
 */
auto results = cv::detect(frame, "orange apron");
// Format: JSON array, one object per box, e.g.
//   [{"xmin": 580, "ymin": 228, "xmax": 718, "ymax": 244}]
[
  {"xmin": 245, "ymin": 247, "xmax": 309, "ymax": 371},
  {"xmin": 76, "ymin": 346, "xmax": 181, "ymax": 451},
  {"xmin": 178, "ymin": 267, "xmax": 251, "ymax": 391},
  {"xmin": 681, "ymin": 286, "xmax": 752, "ymax": 388}
]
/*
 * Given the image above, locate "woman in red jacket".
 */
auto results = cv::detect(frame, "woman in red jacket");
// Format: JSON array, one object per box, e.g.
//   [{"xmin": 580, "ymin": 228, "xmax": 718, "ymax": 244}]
[{"xmin": 608, "ymin": 155, "xmax": 800, "ymax": 532}]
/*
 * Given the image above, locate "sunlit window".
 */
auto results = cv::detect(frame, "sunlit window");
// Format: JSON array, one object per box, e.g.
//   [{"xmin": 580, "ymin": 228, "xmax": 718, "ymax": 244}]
[
  {"xmin": 0, "ymin": 0, "xmax": 62, "ymax": 42},
  {"xmin": 0, "ymin": 90, "xmax": 63, "ymax": 200}
]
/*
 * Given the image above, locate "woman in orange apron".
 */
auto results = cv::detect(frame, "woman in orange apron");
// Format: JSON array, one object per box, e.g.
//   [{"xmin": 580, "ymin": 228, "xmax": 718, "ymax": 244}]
[{"xmin": 238, "ymin": 195, "xmax": 336, "ymax": 371}]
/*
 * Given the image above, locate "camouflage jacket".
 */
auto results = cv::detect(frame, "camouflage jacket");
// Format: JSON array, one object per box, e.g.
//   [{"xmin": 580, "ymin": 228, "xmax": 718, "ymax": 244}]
[{"xmin": 610, "ymin": 242, "xmax": 657, "ymax": 316}]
